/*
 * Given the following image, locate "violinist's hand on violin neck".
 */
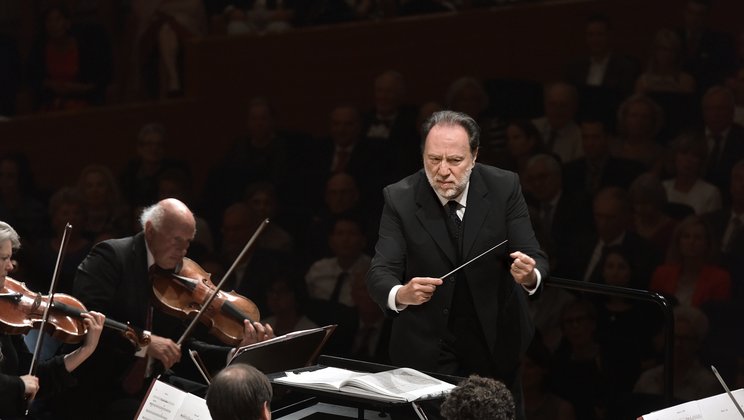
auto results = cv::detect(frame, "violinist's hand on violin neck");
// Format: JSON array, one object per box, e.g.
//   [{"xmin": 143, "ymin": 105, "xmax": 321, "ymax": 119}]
[
  {"xmin": 147, "ymin": 335, "xmax": 181, "ymax": 369},
  {"xmin": 21, "ymin": 375, "xmax": 39, "ymax": 400},
  {"xmin": 238, "ymin": 320, "xmax": 275, "ymax": 347}
]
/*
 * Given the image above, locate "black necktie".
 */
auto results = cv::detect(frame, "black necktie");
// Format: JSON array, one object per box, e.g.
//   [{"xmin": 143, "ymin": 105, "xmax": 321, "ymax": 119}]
[
  {"xmin": 330, "ymin": 271, "xmax": 349, "ymax": 303},
  {"xmin": 447, "ymin": 201, "xmax": 462, "ymax": 239},
  {"xmin": 709, "ymin": 134, "xmax": 723, "ymax": 168}
]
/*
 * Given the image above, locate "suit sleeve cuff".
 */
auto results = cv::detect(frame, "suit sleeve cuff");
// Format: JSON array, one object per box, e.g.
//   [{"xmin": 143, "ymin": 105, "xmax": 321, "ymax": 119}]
[
  {"xmin": 522, "ymin": 269, "xmax": 541, "ymax": 295},
  {"xmin": 387, "ymin": 285, "xmax": 408, "ymax": 312}
]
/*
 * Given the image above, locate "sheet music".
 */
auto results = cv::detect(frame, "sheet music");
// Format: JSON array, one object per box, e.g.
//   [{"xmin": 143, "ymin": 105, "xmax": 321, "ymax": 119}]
[
  {"xmin": 136, "ymin": 380, "xmax": 212, "ymax": 420},
  {"xmin": 641, "ymin": 389, "xmax": 744, "ymax": 420}
]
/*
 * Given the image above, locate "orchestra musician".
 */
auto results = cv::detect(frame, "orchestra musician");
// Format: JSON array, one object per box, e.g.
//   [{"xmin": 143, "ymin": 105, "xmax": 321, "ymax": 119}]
[
  {"xmin": 55, "ymin": 198, "xmax": 274, "ymax": 420},
  {"xmin": 0, "ymin": 221, "xmax": 105, "ymax": 418}
]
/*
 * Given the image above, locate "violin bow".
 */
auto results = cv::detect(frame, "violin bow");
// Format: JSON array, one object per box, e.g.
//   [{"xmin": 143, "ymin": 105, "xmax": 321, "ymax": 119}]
[
  {"xmin": 173, "ymin": 218, "xmax": 270, "ymax": 347},
  {"xmin": 26, "ymin": 222, "xmax": 72, "ymax": 411}
]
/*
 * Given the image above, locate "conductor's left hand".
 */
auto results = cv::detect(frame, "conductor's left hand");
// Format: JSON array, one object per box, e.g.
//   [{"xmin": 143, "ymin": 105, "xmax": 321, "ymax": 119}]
[{"xmin": 510, "ymin": 251, "xmax": 537, "ymax": 289}]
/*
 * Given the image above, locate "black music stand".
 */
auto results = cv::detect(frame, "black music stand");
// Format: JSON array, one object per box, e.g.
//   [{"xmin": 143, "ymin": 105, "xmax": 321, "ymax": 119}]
[{"xmin": 269, "ymin": 355, "xmax": 464, "ymax": 420}]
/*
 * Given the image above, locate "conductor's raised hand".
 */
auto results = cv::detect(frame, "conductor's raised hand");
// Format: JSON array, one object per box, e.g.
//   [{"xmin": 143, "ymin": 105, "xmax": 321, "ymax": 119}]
[
  {"xmin": 395, "ymin": 277, "xmax": 443, "ymax": 306},
  {"xmin": 147, "ymin": 335, "xmax": 181, "ymax": 369},
  {"xmin": 509, "ymin": 251, "xmax": 537, "ymax": 288}
]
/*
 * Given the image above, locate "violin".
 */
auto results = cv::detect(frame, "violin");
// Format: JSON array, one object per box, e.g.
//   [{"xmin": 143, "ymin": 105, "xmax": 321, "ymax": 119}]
[
  {"xmin": 149, "ymin": 257, "xmax": 261, "ymax": 347},
  {"xmin": 0, "ymin": 276, "xmax": 150, "ymax": 349}
]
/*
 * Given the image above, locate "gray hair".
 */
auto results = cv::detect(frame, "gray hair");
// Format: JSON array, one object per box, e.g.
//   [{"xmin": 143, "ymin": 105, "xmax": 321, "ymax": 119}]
[
  {"xmin": 421, "ymin": 110, "xmax": 480, "ymax": 154},
  {"xmin": 0, "ymin": 221, "xmax": 21, "ymax": 249}
]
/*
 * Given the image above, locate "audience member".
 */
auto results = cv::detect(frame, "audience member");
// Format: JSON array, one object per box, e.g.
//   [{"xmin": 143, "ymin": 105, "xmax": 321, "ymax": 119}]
[
  {"xmin": 628, "ymin": 173, "xmax": 678, "ymax": 254},
  {"xmin": 206, "ymin": 364, "xmax": 272, "ymax": 420},
  {"xmin": 523, "ymin": 153, "xmax": 592, "ymax": 256},
  {"xmin": 308, "ymin": 104, "xmax": 384, "ymax": 209},
  {"xmin": 301, "ymin": 172, "xmax": 369, "ymax": 264},
  {"xmin": 244, "ymin": 182, "xmax": 294, "ymax": 254},
  {"xmin": 441, "ymin": 375, "xmax": 515, "ymax": 420},
  {"xmin": 493, "ymin": 119, "xmax": 545, "ymax": 173},
  {"xmin": 120, "ymin": 122, "xmax": 191, "ymax": 207},
  {"xmin": 702, "ymin": 160, "xmax": 744, "ymax": 299},
  {"xmin": 76, "ymin": 164, "xmax": 131, "ymax": 241},
  {"xmin": 262, "ymin": 273, "xmax": 317, "ymax": 336},
  {"xmin": 218, "ymin": 201, "xmax": 286, "ymax": 313},
  {"xmin": 531, "ymin": 82, "xmax": 583, "ymax": 163},
  {"xmin": 633, "ymin": 305, "xmax": 720, "ymax": 402},
  {"xmin": 27, "ymin": 5, "xmax": 111, "ymax": 111},
  {"xmin": 362, "ymin": 70, "xmax": 420, "ymax": 180},
  {"xmin": 565, "ymin": 14, "xmax": 639, "ymax": 94},
  {"xmin": 563, "ymin": 119, "xmax": 645, "ymax": 196},
  {"xmin": 522, "ymin": 335, "xmax": 575, "ymax": 420},
  {"xmin": 305, "ymin": 215, "xmax": 369, "ymax": 309},
  {"xmin": 700, "ymin": 86, "xmax": 744, "ymax": 193},
  {"xmin": 594, "ymin": 246, "xmax": 658, "ymax": 393},
  {"xmin": 555, "ymin": 187, "xmax": 661, "ymax": 288},
  {"xmin": 202, "ymin": 97, "xmax": 294, "ymax": 228},
  {"xmin": 635, "ymin": 28, "xmax": 696, "ymax": 95},
  {"xmin": 551, "ymin": 299, "xmax": 607, "ymax": 420},
  {"xmin": 348, "ymin": 265, "xmax": 391, "ymax": 364},
  {"xmin": 131, "ymin": 0, "xmax": 207, "ymax": 98},
  {"xmin": 445, "ymin": 76, "xmax": 508, "ymax": 165},
  {"xmin": 676, "ymin": 0, "xmax": 736, "ymax": 91},
  {"xmin": 650, "ymin": 215, "xmax": 731, "ymax": 308},
  {"xmin": 612, "ymin": 94, "xmax": 667, "ymax": 172},
  {"xmin": 662, "ymin": 133, "xmax": 722, "ymax": 215}
]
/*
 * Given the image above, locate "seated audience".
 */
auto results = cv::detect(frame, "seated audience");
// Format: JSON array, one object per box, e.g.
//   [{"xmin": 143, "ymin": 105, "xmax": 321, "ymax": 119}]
[
  {"xmin": 629, "ymin": 173, "xmax": 678, "ymax": 253},
  {"xmin": 635, "ymin": 28, "xmax": 696, "ymax": 95},
  {"xmin": 633, "ymin": 305, "xmax": 720, "ymax": 402},
  {"xmin": 612, "ymin": 94, "xmax": 667, "ymax": 173},
  {"xmin": 650, "ymin": 215, "xmax": 731, "ymax": 308},
  {"xmin": 27, "ymin": 5, "xmax": 111, "ymax": 111},
  {"xmin": 531, "ymin": 82, "xmax": 584, "ymax": 164},
  {"xmin": 662, "ymin": 133, "xmax": 722, "ymax": 215}
]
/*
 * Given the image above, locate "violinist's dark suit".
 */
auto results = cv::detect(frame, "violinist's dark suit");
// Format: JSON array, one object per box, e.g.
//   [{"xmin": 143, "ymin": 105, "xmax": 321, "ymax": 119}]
[
  {"xmin": 366, "ymin": 164, "xmax": 548, "ymax": 419},
  {"xmin": 57, "ymin": 232, "xmax": 228, "ymax": 420}
]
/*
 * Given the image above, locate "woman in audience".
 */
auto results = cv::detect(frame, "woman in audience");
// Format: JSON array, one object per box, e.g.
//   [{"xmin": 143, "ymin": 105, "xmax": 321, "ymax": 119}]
[
  {"xmin": 629, "ymin": 173, "xmax": 677, "ymax": 253},
  {"xmin": 635, "ymin": 28, "xmax": 695, "ymax": 94},
  {"xmin": 27, "ymin": 5, "xmax": 110, "ymax": 111},
  {"xmin": 650, "ymin": 215, "xmax": 731, "ymax": 308},
  {"xmin": 662, "ymin": 133, "xmax": 722, "ymax": 215},
  {"xmin": 76, "ymin": 164, "xmax": 130, "ymax": 241},
  {"xmin": 613, "ymin": 94, "xmax": 667, "ymax": 173},
  {"xmin": 497, "ymin": 120, "xmax": 546, "ymax": 174}
]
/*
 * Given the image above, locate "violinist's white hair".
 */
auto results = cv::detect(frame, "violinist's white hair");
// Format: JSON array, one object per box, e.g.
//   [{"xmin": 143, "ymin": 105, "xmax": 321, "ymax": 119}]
[
  {"xmin": 139, "ymin": 203, "xmax": 166, "ymax": 230},
  {"xmin": 0, "ymin": 221, "xmax": 21, "ymax": 249}
]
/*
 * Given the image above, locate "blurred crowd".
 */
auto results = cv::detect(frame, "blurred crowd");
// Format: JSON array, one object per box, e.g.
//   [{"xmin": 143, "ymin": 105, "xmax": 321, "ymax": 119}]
[{"xmin": 1, "ymin": 0, "xmax": 744, "ymax": 419}]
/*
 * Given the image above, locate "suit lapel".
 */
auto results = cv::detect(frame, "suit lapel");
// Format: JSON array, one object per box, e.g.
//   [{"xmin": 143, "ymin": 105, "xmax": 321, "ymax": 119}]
[
  {"xmin": 414, "ymin": 173, "xmax": 458, "ymax": 266},
  {"xmin": 463, "ymin": 167, "xmax": 491, "ymax": 259}
]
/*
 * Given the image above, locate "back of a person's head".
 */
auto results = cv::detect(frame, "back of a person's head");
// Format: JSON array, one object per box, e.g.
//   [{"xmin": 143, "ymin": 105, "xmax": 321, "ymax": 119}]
[
  {"xmin": 206, "ymin": 364, "xmax": 273, "ymax": 420},
  {"xmin": 440, "ymin": 375, "xmax": 515, "ymax": 420}
]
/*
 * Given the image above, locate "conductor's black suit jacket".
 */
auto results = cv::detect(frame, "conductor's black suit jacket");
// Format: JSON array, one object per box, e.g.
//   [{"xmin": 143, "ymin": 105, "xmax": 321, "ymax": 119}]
[{"xmin": 366, "ymin": 164, "xmax": 548, "ymax": 382}]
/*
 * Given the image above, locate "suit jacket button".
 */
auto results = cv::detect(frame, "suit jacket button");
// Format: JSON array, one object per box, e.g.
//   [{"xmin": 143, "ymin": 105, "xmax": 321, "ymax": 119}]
[{"xmin": 443, "ymin": 308, "xmax": 449, "ymax": 315}]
